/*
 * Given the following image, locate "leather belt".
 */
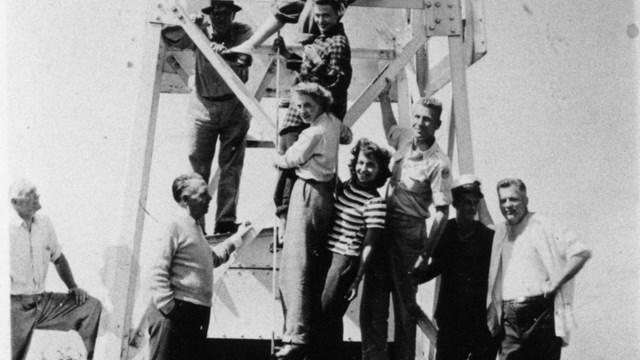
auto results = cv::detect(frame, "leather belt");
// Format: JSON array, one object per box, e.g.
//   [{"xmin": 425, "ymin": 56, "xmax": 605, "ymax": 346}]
[
  {"xmin": 11, "ymin": 293, "xmax": 44, "ymax": 300},
  {"xmin": 502, "ymin": 294, "xmax": 547, "ymax": 304},
  {"xmin": 201, "ymin": 93, "xmax": 235, "ymax": 102}
]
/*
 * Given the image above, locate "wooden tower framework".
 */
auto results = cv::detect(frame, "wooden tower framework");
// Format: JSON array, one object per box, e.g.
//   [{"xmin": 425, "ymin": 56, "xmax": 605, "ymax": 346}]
[{"xmin": 94, "ymin": 0, "xmax": 487, "ymax": 359}]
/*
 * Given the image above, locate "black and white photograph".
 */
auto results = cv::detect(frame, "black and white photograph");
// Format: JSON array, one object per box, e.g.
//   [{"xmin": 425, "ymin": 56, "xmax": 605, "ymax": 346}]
[{"xmin": 3, "ymin": 0, "xmax": 639, "ymax": 359}]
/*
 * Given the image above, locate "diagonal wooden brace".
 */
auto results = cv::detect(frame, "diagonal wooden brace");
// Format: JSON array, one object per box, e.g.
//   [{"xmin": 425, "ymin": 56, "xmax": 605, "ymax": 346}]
[
  {"xmin": 160, "ymin": 0, "xmax": 276, "ymax": 140},
  {"xmin": 166, "ymin": 54, "xmax": 189, "ymax": 85},
  {"xmin": 416, "ymin": 305, "xmax": 439, "ymax": 346},
  {"xmin": 344, "ymin": 32, "xmax": 428, "ymax": 127}
]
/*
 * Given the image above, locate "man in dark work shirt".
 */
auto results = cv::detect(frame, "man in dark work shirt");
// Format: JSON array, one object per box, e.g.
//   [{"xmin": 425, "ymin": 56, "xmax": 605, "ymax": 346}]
[{"xmin": 415, "ymin": 174, "xmax": 498, "ymax": 360}]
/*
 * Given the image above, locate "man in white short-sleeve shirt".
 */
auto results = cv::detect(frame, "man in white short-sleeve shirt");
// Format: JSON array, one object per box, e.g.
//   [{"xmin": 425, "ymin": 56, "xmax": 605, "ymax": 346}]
[
  {"xmin": 9, "ymin": 179, "xmax": 102, "ymax": 360},
  {"xmin": 487, "ymin": 178, "xmax": 591, "ymax": 360}
]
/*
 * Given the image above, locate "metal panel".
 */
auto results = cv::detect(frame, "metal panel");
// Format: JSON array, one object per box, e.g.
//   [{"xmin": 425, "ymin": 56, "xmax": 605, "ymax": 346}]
[
  {"xmin": 208, "ymin": 269, "xmax": 396, "ymax": 341},
  {"xmin": 209, "ymin": 228, "xmax": 281, "ymax": 269},
  {"xmin": 425, "ymin": 0, "xmax": 463, "ymax": 37},
  {"xmin": 209, "ymin": 269, "xmax": 283, "ymax": 339}
]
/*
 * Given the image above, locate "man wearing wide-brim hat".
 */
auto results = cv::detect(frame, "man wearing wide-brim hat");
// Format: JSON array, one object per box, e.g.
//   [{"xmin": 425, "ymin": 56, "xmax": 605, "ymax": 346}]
[{"xmin": 161, "ymin": 0, "xmax": 253, "ymax": 236}]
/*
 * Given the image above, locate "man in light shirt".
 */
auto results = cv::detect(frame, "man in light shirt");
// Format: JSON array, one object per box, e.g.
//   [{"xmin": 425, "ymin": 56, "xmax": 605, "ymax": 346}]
[
  {"xmin": 360, "ymin": 80, "xmax": 452, "ymax": 360},
  {"xmin": 9, "ymin": 179, "xmax": 102, "ymax": 360},
  {"xmin": 487, "ymin": 178, "xmax": 591, "ymax": 360}
]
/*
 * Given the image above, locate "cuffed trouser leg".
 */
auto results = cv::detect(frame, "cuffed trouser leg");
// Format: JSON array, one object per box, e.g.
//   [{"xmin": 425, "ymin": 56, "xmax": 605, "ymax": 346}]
[
  {"xmin": 147, "ymin": 301, "xmax": 211, "ymax": 360},
  {"xmin": 311, "ymin": 251, "xmax": 359, "ymax": 360},
  {"xmin": 279, "ymin": 179, "xmax": 334, "ymax": 345},
  {"xmin": 187, "ymin": 95, "xmax": 250, "ymax": 223},
  {"xmin": 388, "ymin": 216, "xmax": 426, "ymax": 360},
  {"xmin": 360, "ymin": 243, "xmax": 392, "ymax": 360},
  {"xmin": 11, "ymin": 293, "xmax": 102, "ymax": 360}
]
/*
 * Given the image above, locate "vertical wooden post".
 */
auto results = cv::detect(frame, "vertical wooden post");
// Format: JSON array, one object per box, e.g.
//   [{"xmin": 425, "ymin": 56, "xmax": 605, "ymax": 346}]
[
  {"xmin": 93, "ymin": 17, "xmax": 165, "ymax": 360},
  {"xmin": 396, "ymin": 64, "xmax": 411, "ymax": 127},
  {"xmin": 411, "ymin": 8, "xmax": 428, "ymax": 97},
  {"xmin": 448, "ymin": 35, "xmax": 474, "ymax": 174}
]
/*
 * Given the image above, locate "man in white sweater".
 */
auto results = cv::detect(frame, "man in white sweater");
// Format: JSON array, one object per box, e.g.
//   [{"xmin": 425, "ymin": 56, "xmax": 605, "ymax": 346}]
[{"xmin": 147, "ymin": 173, "xmax": 249, "ymax": 360}]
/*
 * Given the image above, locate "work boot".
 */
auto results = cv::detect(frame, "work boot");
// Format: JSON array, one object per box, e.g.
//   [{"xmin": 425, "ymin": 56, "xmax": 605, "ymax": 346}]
[
  {"xmin": 214, "ymin": 221, "xmax": 240, "ymax": 234},
  {"xmin": 275, "ymin": 344, "xmax": 305, "ymax": 360}
]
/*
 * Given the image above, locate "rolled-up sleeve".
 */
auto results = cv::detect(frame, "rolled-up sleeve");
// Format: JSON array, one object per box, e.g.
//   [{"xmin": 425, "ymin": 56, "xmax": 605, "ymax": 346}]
[
  {"xmin": 556, "ymin": 226, "xmax": 590, "ymax": 259},
  {"xmin": 44, "ymin": 216, "xmax": 62, "ymax": 263},
  {"xmin": 273, "ymin": 129, "xmax": 322, "ymax": 169},
  {"xmin": 430, "ymin": 163, "xmax": 452, "ymax": 207}
]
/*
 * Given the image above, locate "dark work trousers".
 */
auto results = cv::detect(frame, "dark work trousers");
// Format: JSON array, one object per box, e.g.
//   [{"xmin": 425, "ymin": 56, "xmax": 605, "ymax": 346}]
[
  {"xmin": 307, "ymin": 249, "xmax": 360, "ymax": 360},
  {"xmin": 500, "ymin": 297, "xmax": 562, "ymax": 360},
  {"xmin": 436, "ymin": 324, "xmax": 497, "ymax": 360},
  {"xmin": 187, "ymin": 95, "xmax": 250, "ymax": 224},
  {"xmin": 360, "ymin": 214, "xmax": 426, "ymax": 360},
  {"xmin": 11, "ymin": 293, "xmax": 102, "ymax": 360},
  {"xmin": 147, "ymin": 300, "xmax": 211, "ymax": 360}
]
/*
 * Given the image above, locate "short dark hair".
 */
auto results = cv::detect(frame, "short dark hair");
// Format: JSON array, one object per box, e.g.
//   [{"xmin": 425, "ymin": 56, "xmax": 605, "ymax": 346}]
[
  {"xmin": 291, "ymin": 82, "xmax": 333, "ymax": 113},
  {"xmin": 348, "ymin": 138, "xmax": 392, "ymax": 188},
  {"xmin": 314, "ymin": 0, "xmax": 341, "ymax": 13},
  {"xmin": 172, "ymin": 173, "xmax": 205, "ymax": 203},
  {"xmin": 414, "ymin": 97, "xmax": 443, "ymax": 123},
  {"xmin": 496, "ymin": 178, "xmax": 527, "ymax": 195}
]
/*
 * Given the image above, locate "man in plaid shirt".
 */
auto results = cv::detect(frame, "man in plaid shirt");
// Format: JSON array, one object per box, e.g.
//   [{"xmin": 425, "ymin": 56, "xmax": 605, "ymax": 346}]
[
  {"xmin": 275, "ymin": 0, "xmax": 352, "ymax": 134},
  {"xmin": 272, "ymin": 0, "xmax": 353, "ymax": 237}
]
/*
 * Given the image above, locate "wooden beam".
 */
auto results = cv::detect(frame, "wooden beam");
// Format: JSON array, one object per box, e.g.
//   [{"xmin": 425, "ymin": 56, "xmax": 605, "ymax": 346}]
[
  {"xmin": 161, "ymin": 0, "xmax": 276, "ymax": 140},
  {"xmin": 404, "ymin": 64, "xmax": 422, "ymax": 103},
  {"xmin": 351, "ymin": 0, "xmax": 425, "ymax": 9},
  {"xmin": 448, "ymin": 35, "xmax": 474, "ymax": 173},
  {"xmin": 254, "ymin": 45, "xmax": 396, "ymax": 60},
  {"xmin": 93, "ymin": 21, "xmax": 165, "ymax": 360},
  {"xmin": 447, "ymin": 102, "xmax": 456, "ymax": 161},
  {"xmin": 470, "ymin": 0, "xmax": 488, "ymax": 62},
  {"xmin": 416, "ymin": 307, "xmax": 439, "ymax": 346},
  {"xmin": 396, "ymin": 67, "xmax": 411, "ymax": 127},
  {"xmin": 424, "ymin": 36, "xmax": 474, "ymax": 99},
  {"xmin": 411, "ymin": 8, "xmax": 428, "ymax": 96},
  {"xmin": 165, "ymin": 54, "xmax": 189, "ymax": 85},
  {"xmin": 344, "ymin": 32, "xmax": 428, "ymax": 127},
  {"xmin": 424, "ymin": 0, "xmax": 489, "ymax": 98},
  {"xmin": 252, "ymin": 57, "xmax": 277, "ymax": 101},
  {"xmin": 246, "ymin": 0, "xmax": 424, "ymax": 9}
]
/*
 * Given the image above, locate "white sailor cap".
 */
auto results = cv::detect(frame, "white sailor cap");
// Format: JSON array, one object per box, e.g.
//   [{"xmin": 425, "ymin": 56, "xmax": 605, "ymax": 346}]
[{"xmin": 452, "ymin": 174, "xmax": 483, "ymax": 198}]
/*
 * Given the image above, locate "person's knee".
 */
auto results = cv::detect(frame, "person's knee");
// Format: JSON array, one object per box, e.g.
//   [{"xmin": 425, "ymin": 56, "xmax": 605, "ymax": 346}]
[{"xmin": 84, "ymin": 296, "xmax": 103, "ymax": 315}]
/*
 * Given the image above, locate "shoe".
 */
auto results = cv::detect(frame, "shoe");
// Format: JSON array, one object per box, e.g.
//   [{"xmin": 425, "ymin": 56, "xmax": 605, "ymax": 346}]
[
  {"xmin": 214, "ymin": 221, "xmax": 239, "ymax": 234},
  {"xmin": 275, "ymin": 344, "xmax": 305, "ymax": 360},
  {"xmin": 221, "ymin": 50, "xmax": 253, "ymax": 67}
]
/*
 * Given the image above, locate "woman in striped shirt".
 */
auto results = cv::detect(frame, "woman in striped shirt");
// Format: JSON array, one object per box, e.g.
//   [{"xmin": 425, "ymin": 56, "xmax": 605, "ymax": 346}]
[{"xmin": 310, "ymin": 138, "xmax": 392, "ymax": 360}]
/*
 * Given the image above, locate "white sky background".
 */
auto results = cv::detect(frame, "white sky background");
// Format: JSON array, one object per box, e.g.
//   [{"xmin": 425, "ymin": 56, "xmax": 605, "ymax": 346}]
[{"xmin": 4, "ymin": 0, "xmax": 640, "ymax": 359}]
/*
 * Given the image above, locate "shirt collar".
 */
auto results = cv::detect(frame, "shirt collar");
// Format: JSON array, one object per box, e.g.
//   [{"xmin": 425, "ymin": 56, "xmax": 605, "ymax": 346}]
[
  {"xmin": 505, "ymin": 211, "xmax": 534, "ymax": 231},
  {"xmin": 317, "ymin": 22, "xmax": 345, "ymax": 39},
  {"xmin": 175, "ymin": 206, "xmax": 198, "ymax": 226},
  {"xmin": 10, "ymin": 209, "xmax": 34, "ymax": 228},
  {"xmin": 408, "ymin": 140, "xmax": 438, "ymax": 160}
]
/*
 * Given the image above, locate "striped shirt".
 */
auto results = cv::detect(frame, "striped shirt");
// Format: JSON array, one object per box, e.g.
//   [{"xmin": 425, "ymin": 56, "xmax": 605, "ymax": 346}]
[{"xmin": 326, "ymin": 180, "xmax": 387, "ymax": 256}]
